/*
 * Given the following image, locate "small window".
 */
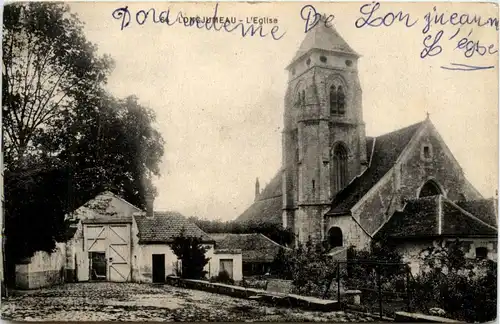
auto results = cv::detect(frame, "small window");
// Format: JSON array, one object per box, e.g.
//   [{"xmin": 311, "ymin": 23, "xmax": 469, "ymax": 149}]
[
  {"xmin": 421, "ymin": 143, "xmax": 433, "ymax": 161},
  {"xmin": 476, "ymin": 247, "xmax": 488, "ymax": 259},
  {"xmin": 320, "ymin": 56, "xmax": 327, "ymax": 63},
  {"xmin": 345, "ymin": 60, "xmax": 353, "ymax": 67},
  {"xmin": 292, "ymin": 68, "xmax": 296, "ymax": 75},
  {"xmin": 423, "ymin": 146, "xmax": 430, "ymax": 158},
  {"xmin": 306, "ymin": 58, "xmax": 311, "ymax": 66}
]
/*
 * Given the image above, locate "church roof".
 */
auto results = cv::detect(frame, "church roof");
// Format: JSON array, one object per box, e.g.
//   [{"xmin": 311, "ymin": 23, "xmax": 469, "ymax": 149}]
[
  {"xmin": 375, "ymin": 195, "xmax": 498, "ymax": 239},
  {"xmin": 134, "ymin": 211, "xmax": 214, "ymax": 244},
  {"xmin": 235, "ymin": 122, "xmax": 425, "ymax": 225},
  {"xmin": 234, "ymin": 170, "xmax": 283, "ymax": 225},
  {"xmin": 288, "ymin": 22, "xmax": 358, "ymax": 68},
  {"xmin": 328, "ymin": 121, "xmax": 424, "ymax": 215}
]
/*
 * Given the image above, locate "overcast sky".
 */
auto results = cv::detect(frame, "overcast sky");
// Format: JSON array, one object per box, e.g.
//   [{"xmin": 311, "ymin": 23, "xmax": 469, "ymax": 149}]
[{"xmin": 70, "ymin": 2, "xmax": 498, "ymax": 221}]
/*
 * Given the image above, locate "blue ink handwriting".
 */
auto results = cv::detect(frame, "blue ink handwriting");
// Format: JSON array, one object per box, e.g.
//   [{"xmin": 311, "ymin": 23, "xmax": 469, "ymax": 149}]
[{"xmin": 111, "ymin": 3, "xmax": 286, "ymax": 40}]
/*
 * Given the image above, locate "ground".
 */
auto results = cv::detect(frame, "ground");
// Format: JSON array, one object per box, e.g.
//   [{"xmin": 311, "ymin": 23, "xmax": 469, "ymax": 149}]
[{"xmin": 1, "ymin": 283, "xmax": 380, "ymax": 322}]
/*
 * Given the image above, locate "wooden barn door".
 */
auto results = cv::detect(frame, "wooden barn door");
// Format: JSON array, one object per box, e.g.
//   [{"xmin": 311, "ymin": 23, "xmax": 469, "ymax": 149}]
[
  {"xmin": 85, "ymin": 224, "xmax": 131, "ymax": 282},
  {"xmin": 108, "ymin": 224, "xmax": 131, "ymax": 282}
]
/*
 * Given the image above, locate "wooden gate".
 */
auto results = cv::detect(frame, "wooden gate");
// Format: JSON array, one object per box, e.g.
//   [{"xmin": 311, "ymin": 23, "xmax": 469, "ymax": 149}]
[{"xmin": 84, "ymin": 223, "xmax": 131, "ymax": 282}]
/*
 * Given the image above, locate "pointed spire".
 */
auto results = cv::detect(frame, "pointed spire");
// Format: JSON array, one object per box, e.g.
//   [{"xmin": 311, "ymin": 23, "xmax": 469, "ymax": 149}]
[
  {"xmin": 255, "ymin": 177, "xmax": 260, "ymax": 201},
  {"xmin": 426, "ymin": 111, "xmax": 430, "ymax": 120},
  {"xmin": 287, "ymin": 21, "xmax": 358, "ymax": 69}
]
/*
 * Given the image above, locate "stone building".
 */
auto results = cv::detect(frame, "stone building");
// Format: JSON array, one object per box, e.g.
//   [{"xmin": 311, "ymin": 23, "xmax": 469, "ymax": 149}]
[{"xmin": 236, "ymin": 21, "xmax": 497, "ymax": 271}]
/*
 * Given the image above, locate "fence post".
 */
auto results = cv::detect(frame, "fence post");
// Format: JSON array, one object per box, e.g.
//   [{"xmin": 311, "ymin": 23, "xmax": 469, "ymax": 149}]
[
  {"xmin": 377, "ymin": 264, "xmax": 382, "ymax": 320},
  {"xmin": 406, "ymin": 265, "xmax": 411, "ymax": 312},
  {"xmin": 336, "ymin": 262, "xmax": 341, "ymax": 303}
]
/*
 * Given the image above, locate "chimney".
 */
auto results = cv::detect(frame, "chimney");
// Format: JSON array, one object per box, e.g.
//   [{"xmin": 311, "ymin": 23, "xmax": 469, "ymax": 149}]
[
  {"xmin": 145, "ymin": 192, "xmax": 154, "ymax": 218},
  {"xmin": 255, "ymin": 177, "xmax": 260, "ymax": 201}
]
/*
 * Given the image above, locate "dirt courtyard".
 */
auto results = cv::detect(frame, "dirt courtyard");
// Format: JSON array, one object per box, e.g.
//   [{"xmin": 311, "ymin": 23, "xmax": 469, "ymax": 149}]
[{"xmin": 1, "ymin": 282, "xmax": 381, "ymax": 322}]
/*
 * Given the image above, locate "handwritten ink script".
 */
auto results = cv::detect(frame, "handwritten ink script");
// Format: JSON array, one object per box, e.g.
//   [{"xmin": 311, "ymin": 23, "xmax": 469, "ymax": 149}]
[
  {"xmin": 355, "ymin": 2, "xmax": 498, "ymax": 71},
  {"xmin": 111, "ymin": 3, "xmax": 285, "ymax": 40},
  {"xmin": 111, "ymin": 2, "xmax": 498, "ymax": 71}
]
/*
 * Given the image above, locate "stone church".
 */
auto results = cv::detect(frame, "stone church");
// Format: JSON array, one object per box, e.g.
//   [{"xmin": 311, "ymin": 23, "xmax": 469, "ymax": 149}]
[{"xmin": 236, "ymin": 21, "xmax": 497, "ymax": 270}]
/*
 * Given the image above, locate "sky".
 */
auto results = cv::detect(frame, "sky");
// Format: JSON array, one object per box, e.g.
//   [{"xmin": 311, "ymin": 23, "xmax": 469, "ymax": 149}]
[{"xmin": 69, "ymin": 2, "xmax": 498, "ymax": 221}]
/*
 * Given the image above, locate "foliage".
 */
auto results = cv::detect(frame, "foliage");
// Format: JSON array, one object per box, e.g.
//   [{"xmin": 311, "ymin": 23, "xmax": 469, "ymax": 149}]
[
  {"xmin": 270, "ymin": 247, "xmax": 293, "ymax": 280},
  {"xmin": 2, "ymin": 2, "xmax": 113, "ymax": 166},
  {"xmin": 268, "ymin": 238, "xmax": 339, "ymax": 298},
  {"xmin": 189, "ymin": 218, "xmax": 294, "ymax": 246},
  {"xmin": 2, "ymin": 2, "xmax": 164, "ymax": 285},
  {"xmin": 171, "ymin": 230, "xmax": 210, "ymax": 280},
  {"xmin": 210, "ymin": 270, "xmax": 234, "ymax": 285},
  {"xmin": 412, "ymin": 239, "xmax": 497, "ymax": 323}
]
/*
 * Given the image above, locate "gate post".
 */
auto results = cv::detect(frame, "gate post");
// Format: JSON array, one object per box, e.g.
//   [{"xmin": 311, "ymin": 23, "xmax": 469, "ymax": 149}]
[
  {"xmin": 337, "ymin": 262, "xmax": 341, "ymax": 303},
  {"xmin": 406, "ymin": 265, "xmax": 411, "ymax": 312},
  {"xmin": 377, "ymin": 264, "xmax": 382, "ymax": 320}
]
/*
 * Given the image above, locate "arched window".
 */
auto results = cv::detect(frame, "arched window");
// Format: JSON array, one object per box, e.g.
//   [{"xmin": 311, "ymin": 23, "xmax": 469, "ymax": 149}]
[
  {"xmin": 330, "ymin": 85, "xmax": 346, "ymax": 116},
  {"xmin": 329, "ymin": 86, "xmax": 337, "ymax": 114},
  {"xmin": 331, "ymin": 143, "xmax": 348, "ymax": 195},
  {"xmin": 337, "ymin": 86, "xmax": 345, "ymax": 114},
  {"xmin": 418, "ymin": 180, "xmax": 442, "ymax": 198},
  {"xmin": 328, "ymin": 227, "xmax": 343, "ymax": 248},
  {"xmin": 301, "ymin": 90, "xmax": 306, "ymax": 107}
]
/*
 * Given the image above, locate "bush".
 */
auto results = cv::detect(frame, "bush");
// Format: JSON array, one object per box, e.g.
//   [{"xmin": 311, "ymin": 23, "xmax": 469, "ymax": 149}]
[
  {"xmin": 412, "ymin": 239, "xmax": 497, "ymax": 322},
  {"xmin": 210, "ymin": 270, "xmax": 234, "ymax": 285}
]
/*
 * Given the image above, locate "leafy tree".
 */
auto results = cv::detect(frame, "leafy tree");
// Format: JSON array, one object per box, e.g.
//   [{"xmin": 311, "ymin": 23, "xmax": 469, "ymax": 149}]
[
  {"xmin": 171, "ymin": 230, "xmax": 210, "ymax": 280},
  {"xmin": 2, "ymin": 2, "xmax": 113, "ymax": 166},
  {"xmin": 2, "ymin": 3, "xmax": 164, "ymax": 286}
]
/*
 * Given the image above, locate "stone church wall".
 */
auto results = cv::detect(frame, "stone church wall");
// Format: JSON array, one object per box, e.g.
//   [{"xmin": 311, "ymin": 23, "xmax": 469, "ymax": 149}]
[
  {"xmin": 325, "ymin": 215, "xmax": 371, "ymax": 250},
  {"xmin": 397, "ymin": 127, "xmax": 473, "ymax": 203}
]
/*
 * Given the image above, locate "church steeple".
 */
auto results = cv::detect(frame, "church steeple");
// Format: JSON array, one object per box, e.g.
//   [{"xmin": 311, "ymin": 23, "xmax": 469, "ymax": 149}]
[
  {"xmin": 287, "ymin": 19, "xmax": 359, "ymax": 70},
  {"xmin": 282, "ymin": 21, "xmax": 367, "ymax": 245}
]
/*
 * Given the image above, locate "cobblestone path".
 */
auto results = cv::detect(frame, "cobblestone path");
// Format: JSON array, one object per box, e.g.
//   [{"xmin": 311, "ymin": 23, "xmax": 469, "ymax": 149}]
[{"xmin": 1, "ymin": 283, "xmax": 380, "ymax": 322}]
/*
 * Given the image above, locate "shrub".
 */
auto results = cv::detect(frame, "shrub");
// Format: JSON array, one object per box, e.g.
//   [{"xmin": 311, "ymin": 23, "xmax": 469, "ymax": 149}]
[
  {"xmin": 170, "ymin": 229, "xmax": 210, "ymax": 280},
  {"xmin": 210, "ymin": 270, "xmax": 234, "ymax": 285},
  {"xmin": 412, "ymin": 239, "xmax": 497, "ymax": 323}
]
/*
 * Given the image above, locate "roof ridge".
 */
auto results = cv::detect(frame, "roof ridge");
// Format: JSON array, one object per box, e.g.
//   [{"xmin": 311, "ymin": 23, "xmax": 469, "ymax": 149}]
[
  {"xmin": 98, "ymin": 191, "xmax": 143, "ymax": 212},
  {"xmin": 375, "ymin": 120, "xmax": 425, "ymax": 140},
  {"xmin": 258, "ymin": 233, "xmax": 291, "ymax": 249},
  {"xmin": 442, "ymin": 196, "xmax": 498, "ymax": 230}
]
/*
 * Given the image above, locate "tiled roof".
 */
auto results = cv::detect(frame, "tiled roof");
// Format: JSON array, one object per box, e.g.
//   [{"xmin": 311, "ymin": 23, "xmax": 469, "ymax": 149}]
[
  {"xmin": 216, "ymin": 233, "xmax": 288, "ymax": 263},
  {"xmin": 289, "ymin": 22, "xmax": 358, "ymax": 67},
  {"xmin": 455, "ymin": 199, "xmax": 497, "ymax": 227},
  {"xmin": 134, "ymin": 212, "xmax": 214, "ymax": 244},
  {"xmin": 376, "ymin": 195, "xmax": 498, "ymax": 239},
  {"xmin": 328, "ymin": 121, "xmax": 424, "ymax": 215},
  {"xmin": 235, "ymin": 171, "xmax": 283, "ymax": 225}
]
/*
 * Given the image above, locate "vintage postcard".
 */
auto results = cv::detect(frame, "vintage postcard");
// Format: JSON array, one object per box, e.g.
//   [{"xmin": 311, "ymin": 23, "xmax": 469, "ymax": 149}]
[{"xmin": 1, "ymin": 1, "xmax": 498, "ymax": 322}]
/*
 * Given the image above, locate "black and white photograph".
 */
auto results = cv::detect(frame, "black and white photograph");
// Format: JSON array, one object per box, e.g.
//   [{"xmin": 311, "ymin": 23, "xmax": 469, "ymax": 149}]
[{"xmin": 0, "ymin": 1, "xmax": 498, "ymax": 322}]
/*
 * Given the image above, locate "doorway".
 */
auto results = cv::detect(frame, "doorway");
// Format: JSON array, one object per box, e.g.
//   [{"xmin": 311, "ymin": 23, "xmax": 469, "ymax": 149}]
[
  {"xmin": 220, "ymin": 259, "xmax": 234, "ymax": 279},
  {"xmin": 89, "ymin": 252, "xmax": 107, "ymax": 281},
  {"xmin": 152, "ymin": 254, "xmax": 165, "ymax": 283}
]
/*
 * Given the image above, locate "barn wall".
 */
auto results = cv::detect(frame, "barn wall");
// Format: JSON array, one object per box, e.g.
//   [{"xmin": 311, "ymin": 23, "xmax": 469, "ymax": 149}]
[
  {"xmin": 15, "ymin": 243, "xmax": 66, "ymax": 289},
  {"xmin": 210, "ymin": 252, "xmax": 243, "ymax": 282}
]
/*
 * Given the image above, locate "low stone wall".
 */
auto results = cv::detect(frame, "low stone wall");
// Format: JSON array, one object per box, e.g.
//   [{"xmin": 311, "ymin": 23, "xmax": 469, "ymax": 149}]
[
  {"xmin": 166, "ymin": 276, "xmax": 341, "ymax": 311},
  {"xmin": 394, "ymin": 311, "xmax": 460, "ymax": 323},
  {"xmin": 15, "ymin": 243, "xmax": 66, "ymax": 289}
]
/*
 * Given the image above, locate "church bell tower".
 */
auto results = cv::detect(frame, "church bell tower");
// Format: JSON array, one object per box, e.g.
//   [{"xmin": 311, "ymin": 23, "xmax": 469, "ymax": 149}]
[{"xmin": 282, "ymin": 20, "xmax": 367, "ymax": 246}]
